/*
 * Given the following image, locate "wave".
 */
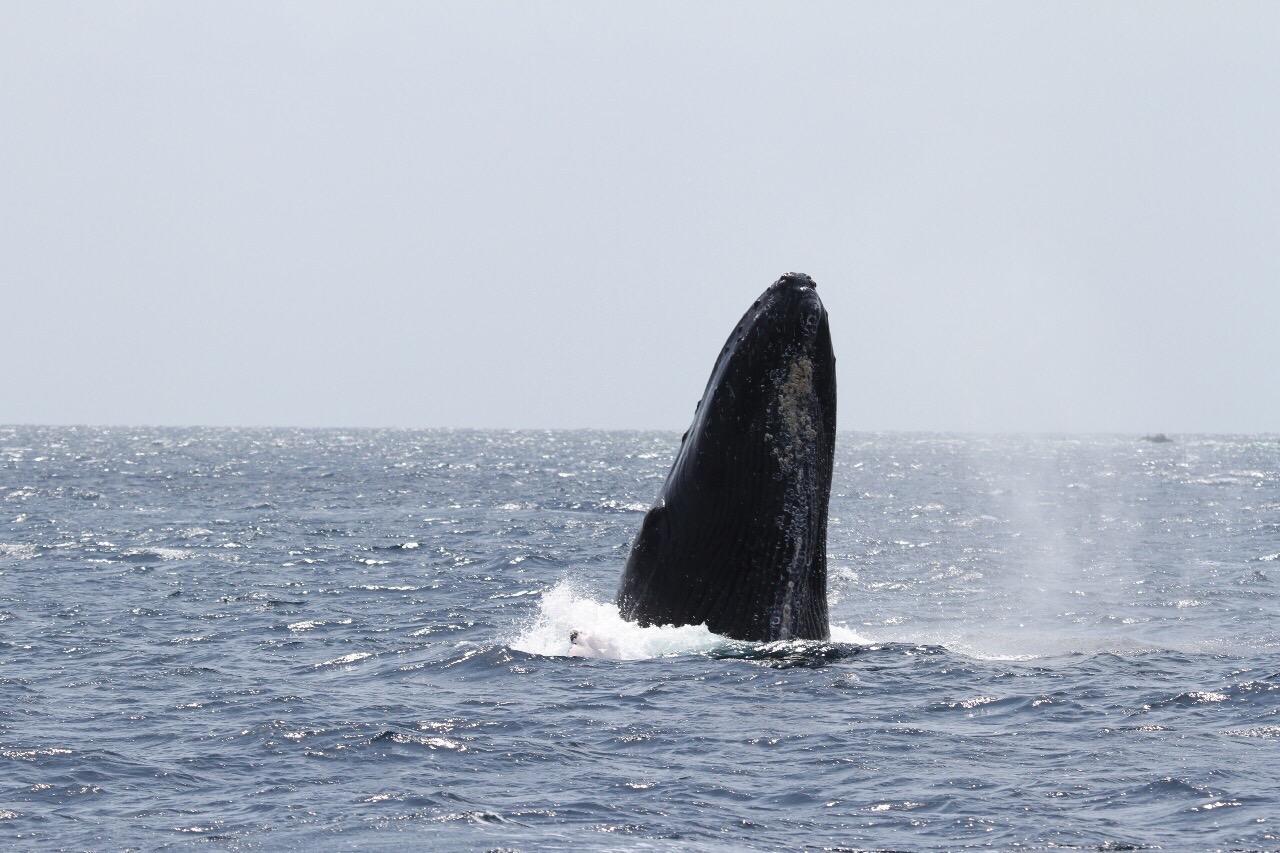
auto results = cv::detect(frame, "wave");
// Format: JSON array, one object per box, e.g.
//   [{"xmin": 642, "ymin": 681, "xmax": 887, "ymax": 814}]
[{"xmin": 120, "ymin": 547, "xmax": 193, "ymax": 561}]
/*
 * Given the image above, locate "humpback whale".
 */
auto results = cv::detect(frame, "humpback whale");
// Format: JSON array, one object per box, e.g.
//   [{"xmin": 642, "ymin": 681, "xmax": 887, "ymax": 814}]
[{"xmin": 616, "ymin": 272, "xmax": 836, "ymax": 642}]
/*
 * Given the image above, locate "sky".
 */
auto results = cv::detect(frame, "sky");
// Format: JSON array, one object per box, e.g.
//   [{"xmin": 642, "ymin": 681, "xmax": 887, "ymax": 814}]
[{"xmin": 2, "ymin": 2, "xmax": 1277, "ymax": 432}]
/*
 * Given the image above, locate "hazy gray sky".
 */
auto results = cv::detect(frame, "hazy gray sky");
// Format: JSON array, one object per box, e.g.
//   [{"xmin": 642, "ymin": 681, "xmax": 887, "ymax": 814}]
[{"xmin": 3, "ymin": 2, "xmax": 1277, "ymax": 432}]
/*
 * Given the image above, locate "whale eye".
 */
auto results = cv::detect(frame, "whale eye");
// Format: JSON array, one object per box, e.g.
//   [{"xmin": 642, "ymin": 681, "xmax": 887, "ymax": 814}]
[{"xmin": 801, "ymin": 312, "xmax": 818, "ymax": 334}]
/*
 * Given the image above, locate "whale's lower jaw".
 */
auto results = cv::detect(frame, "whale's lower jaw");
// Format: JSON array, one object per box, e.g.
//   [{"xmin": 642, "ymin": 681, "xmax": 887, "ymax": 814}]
[{"xmin": 615, "ymin": 273, "xmax": 836, "ymax": 643}]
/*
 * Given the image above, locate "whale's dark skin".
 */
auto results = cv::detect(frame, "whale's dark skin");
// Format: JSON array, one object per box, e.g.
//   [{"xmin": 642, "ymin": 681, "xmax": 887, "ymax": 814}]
[{"xmin": 616, "ymin": 273, "xmax": 836, "ymax": 641}]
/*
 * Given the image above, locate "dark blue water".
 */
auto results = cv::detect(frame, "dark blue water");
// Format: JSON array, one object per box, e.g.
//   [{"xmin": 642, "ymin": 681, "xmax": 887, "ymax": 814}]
[{"xmin": 2, "ymin": 427, "xmax": 1278, "ymax": 850}]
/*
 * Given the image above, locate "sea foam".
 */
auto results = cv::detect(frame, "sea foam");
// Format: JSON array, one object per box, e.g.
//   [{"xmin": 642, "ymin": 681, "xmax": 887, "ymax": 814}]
[{"xmin": 510, "ymin": 580, "xmax": 872, "ymax": 660}]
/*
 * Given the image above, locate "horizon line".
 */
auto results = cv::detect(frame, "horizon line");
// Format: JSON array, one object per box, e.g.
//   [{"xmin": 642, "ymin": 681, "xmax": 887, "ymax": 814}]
[{"xmin": 1, "ymin": 422, "xmax": 1275, "ymax": 438}]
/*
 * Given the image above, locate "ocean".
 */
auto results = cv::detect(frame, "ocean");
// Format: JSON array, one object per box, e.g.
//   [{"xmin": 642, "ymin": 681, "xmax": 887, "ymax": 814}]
[{"xmin": 1, "ymin": 426, "xmax": 1278, "ymax": 850}]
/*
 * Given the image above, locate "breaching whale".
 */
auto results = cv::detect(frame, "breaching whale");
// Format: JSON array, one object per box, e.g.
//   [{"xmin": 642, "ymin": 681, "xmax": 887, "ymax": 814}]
[{"xmin": 616, "ymin": 272, "xmax": 836, "ymax": 642}]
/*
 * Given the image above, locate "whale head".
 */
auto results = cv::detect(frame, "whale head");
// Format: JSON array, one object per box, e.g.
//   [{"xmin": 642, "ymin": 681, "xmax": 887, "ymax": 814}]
[{"xmin": 695, "ymin": 272, "xmax": 834, "ymax": 467}]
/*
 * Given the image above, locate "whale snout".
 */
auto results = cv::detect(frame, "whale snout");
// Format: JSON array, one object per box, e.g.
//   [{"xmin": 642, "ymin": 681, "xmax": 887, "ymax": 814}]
[
  {"xmin": 779, "ymin": 278, "xmax": 825, "ymax": 341},
  {"xmin": 775, "ymin": 272, "xmax": 817, "ymax": 290},
  {"xmin": 736, "ymin": 274, "xmax": 827, "ymax": 351}
]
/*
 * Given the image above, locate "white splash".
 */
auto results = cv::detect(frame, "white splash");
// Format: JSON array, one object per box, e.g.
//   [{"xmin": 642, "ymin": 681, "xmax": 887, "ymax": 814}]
[
  {"xmin": 510, "ymin": 581, "xmax": 723, "ymax": 660},
  {"xmin": 829, "ymin": 623, "xmax": 875, "ymax": 645},
  {"xmin": 510, "ymin": 581, "xmax": 873, "ymax": 660}
]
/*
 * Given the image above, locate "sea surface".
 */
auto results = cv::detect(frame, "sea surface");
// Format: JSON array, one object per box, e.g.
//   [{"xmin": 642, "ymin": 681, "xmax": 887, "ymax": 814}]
[{"xmin": 2, "ymin": 427, "xmax": 1278, "ymax": 850}]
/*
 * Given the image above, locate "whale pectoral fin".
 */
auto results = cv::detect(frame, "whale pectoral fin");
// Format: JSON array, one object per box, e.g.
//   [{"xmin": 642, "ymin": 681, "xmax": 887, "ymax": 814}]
[
  {"xmin": 633, "ymin": 503, "xmax": 668, "ymax": 550},
  {"xmin": 617, "ymin": 504, "xmax": 669, "ymax": 622}
]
